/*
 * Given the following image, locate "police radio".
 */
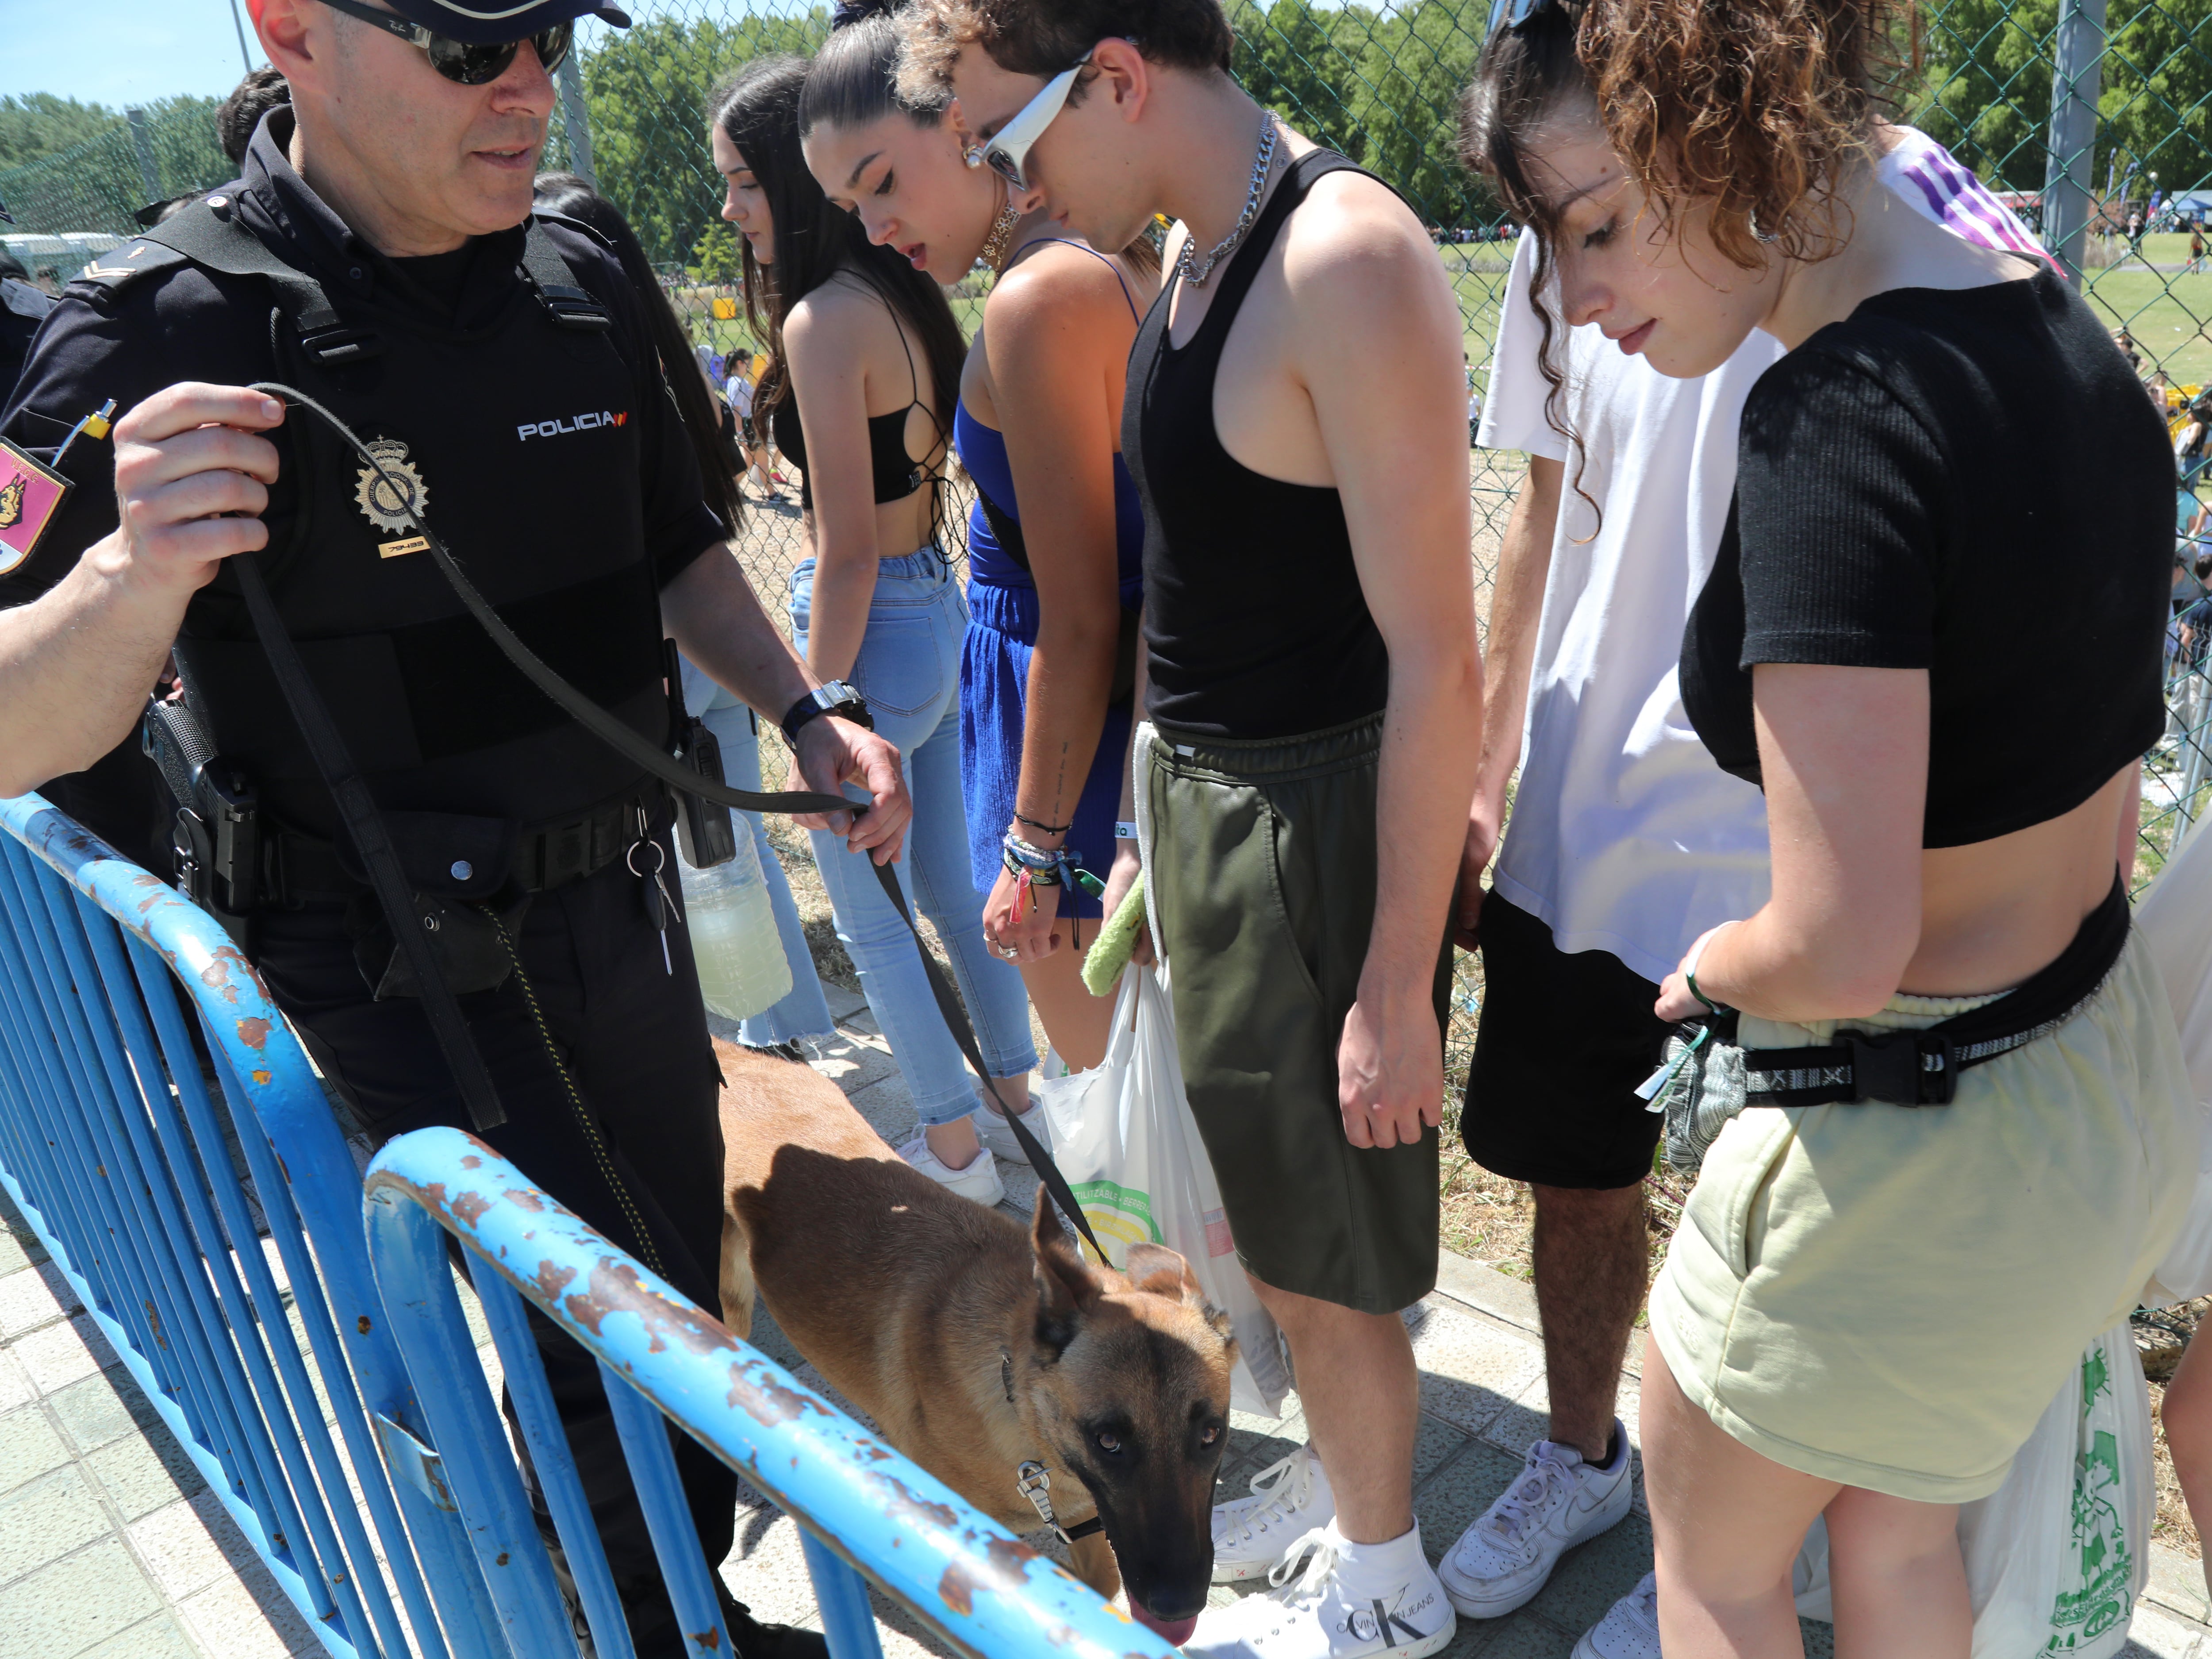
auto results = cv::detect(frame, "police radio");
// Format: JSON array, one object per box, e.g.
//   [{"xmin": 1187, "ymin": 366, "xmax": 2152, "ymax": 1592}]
[{"xmin": 661, "ymin": 639, "xmax": 739, "ymax": 870}]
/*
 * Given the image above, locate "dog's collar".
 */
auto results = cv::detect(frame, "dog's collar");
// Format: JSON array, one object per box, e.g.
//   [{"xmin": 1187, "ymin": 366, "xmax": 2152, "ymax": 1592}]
[
  {"xmin": 1002, "ymin": 1351, "xmax": 1105, "ymax": 1544},
  {"xmin": 1016, "ymin": 1460, "xmax": 1106, "ymax": 1544}
]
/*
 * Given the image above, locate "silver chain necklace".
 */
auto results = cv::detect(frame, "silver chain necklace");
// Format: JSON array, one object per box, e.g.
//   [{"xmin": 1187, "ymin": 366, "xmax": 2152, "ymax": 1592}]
[{"xmin": 1175, "ymin": 113, "xmax": 1280, "ymax": 289}]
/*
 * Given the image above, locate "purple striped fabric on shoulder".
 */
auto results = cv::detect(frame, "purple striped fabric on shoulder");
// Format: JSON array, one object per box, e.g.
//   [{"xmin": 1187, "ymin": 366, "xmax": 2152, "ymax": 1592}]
[{"xmin": 1890, "ymin": 137, "xmax": 2051, "ymax": 265}]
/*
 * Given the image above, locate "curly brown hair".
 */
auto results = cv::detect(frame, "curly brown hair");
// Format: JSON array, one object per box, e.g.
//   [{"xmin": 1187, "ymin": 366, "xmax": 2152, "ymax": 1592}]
[
  {"xmin": 1466, "ymin": 0, "xmax": 1892, "ymax": 272},
  {"xmin": 1460, "ymin": 0, "xmax": 1892, "ymax": 516}
]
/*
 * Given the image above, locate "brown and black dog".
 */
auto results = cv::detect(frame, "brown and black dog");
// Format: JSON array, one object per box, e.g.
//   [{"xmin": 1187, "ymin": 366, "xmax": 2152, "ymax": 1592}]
[{"xmin": 715, "ymin": 1040, "xmax": 1233, "ymax": 1643}]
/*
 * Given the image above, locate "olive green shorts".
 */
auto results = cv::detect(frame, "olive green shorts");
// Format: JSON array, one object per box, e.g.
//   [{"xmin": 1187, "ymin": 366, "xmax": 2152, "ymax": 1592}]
[{"xmin": 1143, "ymin": 715, "xmax": 1452, "ymax": 1315}]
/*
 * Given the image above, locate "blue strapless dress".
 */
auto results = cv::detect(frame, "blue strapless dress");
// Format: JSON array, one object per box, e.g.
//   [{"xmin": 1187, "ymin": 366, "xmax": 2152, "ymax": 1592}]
[{"xmin": 956, "ymin": 400, "xmax": 1145, "ymax": 918}]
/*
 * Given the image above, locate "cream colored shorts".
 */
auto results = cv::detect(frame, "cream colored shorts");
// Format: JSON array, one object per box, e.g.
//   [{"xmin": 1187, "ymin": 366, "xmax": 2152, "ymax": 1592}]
[{"xmin": 1648, "ymin": 930, "xmax": 2197, "ymax": 1503}]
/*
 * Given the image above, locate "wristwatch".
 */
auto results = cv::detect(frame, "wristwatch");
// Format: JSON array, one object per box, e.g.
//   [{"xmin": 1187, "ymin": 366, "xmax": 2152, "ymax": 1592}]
[{"xmin": 780, "ymin": 681, "xmax": 873, "ymax": 744}]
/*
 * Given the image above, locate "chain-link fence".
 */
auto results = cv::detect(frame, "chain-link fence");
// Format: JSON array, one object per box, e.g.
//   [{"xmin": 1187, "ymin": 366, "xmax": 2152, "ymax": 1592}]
[
  {"xmin": 2, "ymin": 0, "xmax": 2207, "ymax": 1100},
  {"xmin": 0, "ymin": 97, "xmax": 230, "ymax": 281}
]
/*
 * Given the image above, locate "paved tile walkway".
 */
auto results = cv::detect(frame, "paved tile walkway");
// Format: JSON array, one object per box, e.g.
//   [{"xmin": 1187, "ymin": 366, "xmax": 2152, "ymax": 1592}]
[{"xmin": 2, "ymin": 975, "xmax": 2209, "ymax": 1657}]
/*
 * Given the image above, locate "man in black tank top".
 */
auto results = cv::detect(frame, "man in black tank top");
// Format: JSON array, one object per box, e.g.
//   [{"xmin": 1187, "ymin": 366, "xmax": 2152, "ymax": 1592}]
[{"xmin": 901, "ymin": 7, "xmax": 1481, "ymax": 1655}]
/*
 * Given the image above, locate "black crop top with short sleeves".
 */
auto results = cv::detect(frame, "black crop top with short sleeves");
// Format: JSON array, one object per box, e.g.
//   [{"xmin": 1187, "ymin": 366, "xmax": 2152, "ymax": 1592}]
[{"xmin": 1680, "ymin": 266, "xmax": 2173, "ymax": 849}]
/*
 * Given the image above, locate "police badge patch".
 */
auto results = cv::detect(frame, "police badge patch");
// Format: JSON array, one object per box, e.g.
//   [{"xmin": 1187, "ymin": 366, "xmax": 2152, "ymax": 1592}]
[{"xmin": 355, "ymin": 438, "xmax": 430, "ymax": 549}]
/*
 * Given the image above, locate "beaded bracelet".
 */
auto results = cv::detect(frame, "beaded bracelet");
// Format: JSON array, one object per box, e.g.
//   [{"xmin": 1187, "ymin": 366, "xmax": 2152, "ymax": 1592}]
[{"xmin": 1002, "ymin": 831, "xmax": 1062, "ymax": 871}]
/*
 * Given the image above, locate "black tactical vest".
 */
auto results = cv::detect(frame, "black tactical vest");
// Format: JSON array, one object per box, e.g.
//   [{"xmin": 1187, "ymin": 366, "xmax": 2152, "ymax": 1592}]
[{"xmin": 142, "ymin": 196, "xmax": 669, "ymax": 840}]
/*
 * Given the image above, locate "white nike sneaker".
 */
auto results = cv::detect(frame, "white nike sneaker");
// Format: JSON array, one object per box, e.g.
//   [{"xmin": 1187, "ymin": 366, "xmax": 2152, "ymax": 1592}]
[
  {"xmin": 896, "ymin": 1134, "xmax": 1005, "ymax": 1207},
  {"xmin": 1183, "ymin": 1522, "xmax": 1455, "ymax": 1659},
  {"xmin": 1437, "ymin": 1420, "xmax": 1634, "ymax": 1619},
  {"xmin": 1214, "ymin": 1448, "xmax": 1336, "ymax": 1582},
  {"xmin": 973, "ymin": 1100, "xmax": 1053, "ymax": 1168},
  {"xmin": 1572, "ymin": 1571, "xmax": 1659, "ymax": 1659}
]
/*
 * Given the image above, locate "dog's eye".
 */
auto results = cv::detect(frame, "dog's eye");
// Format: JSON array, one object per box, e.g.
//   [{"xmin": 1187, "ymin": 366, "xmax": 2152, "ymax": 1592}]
[
  {"xmin": 1097, "ymin": 1431, "xmax": 1121, "ymax": 1454},
  {"xmin": 1200, "ymin": 1424, "xmax": 1220, "ymax": 1446}
]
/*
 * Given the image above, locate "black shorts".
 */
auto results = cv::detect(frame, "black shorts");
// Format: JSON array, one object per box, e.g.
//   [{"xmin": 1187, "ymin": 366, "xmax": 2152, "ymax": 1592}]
[{"xmin": 1460, "ymin": 887, "xmax": 1671, "ymax": 1190}]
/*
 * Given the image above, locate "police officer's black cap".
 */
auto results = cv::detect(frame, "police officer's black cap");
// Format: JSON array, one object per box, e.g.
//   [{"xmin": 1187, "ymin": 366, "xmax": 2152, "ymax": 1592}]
[{"xmin": 382, "ymin": 0, "xmax": 632, "ymax": 44}]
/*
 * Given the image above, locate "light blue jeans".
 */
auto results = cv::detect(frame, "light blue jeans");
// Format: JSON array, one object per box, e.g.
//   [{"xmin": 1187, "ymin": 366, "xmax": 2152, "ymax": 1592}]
[
  {"xmin": 677, "ymin": 655, "xmax": 837, "ymax": 1048},
  {"xmin": 790, "ymin": 549, "xmax": 1037, "ymax": 1123}
]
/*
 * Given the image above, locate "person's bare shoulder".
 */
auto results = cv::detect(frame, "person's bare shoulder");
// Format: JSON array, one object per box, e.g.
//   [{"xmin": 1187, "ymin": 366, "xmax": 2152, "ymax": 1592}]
[
  {"xmin": 987, "ymin": 239, "xmax": 1138, "ymax": 344},
  {"xmin": 784, "ymin": 273, "xmax": 894, "ymax": 366},
  {"xmin": 1276, "ymin": 168, "xmax": 1449, "ymax": 323}
]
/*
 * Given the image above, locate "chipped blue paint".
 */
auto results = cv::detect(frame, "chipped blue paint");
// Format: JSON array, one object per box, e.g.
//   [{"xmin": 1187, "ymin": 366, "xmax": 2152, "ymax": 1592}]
[
  {"xmin": 366, "ymin": 1126, "xmax": 1185, "ymax": 1659},
  {"xmin": 0, "ymin": 794, "xmax": 501, "ymax": 1658}
]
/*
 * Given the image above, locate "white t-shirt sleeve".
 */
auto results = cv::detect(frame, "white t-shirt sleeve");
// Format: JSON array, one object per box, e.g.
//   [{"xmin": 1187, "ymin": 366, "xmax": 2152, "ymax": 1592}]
[{"xmin": 1475, "ymin": 231, "xmax": 1571, "ymax": 462}]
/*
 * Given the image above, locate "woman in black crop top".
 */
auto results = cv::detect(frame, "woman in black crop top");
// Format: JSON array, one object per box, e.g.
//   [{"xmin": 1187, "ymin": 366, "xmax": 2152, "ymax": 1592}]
[
  {"xmin": 711, "ymin": 45, "xmax": 1041, "ymax": 1195},
  {"xmin": 1469, "ymin": 1, "xmax": 2196, "ymax": 1651}
]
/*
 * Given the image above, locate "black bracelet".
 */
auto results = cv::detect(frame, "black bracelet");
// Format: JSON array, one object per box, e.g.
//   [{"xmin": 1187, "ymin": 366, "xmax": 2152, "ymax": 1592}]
[
  {"xmin": 1002, "ymin": 845, "xmax": 1064, "ymax": 884},
  {"xmin": 1013, "ymin": 810, "xmax": 1072, "ymax": 835}
]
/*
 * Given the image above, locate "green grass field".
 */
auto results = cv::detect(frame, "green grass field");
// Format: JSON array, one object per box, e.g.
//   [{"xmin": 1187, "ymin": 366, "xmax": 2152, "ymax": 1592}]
[{"xmin": 2082, "ymin": 229, "xmax": 2212, "ymax": 390}]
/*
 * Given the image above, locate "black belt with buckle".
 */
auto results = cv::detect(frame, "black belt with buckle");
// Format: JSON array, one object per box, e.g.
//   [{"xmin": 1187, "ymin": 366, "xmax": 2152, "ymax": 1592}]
[
  {"xmin": 1734, "ymin": 873, "xmax": 2131, "ymax": 1109},
  {"xmin": 269, "ymin": 785, "xmax": 670, "ymax": 905}
]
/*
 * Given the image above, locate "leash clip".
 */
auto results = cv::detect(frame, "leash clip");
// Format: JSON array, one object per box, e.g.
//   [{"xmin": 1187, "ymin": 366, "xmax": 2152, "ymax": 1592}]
[
  {"xmin": 1016, "ymin": 1460, "xmax": 1070, "ymax": 1543},
  {"xmin": 1014, "ymin": 1459, "xmax": 1104, "ymax": 1545}
]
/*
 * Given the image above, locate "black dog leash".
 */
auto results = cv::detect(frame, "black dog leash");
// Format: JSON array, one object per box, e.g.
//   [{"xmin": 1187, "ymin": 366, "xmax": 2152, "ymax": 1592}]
[{"xmin": 242, "ymin": 385, "xmax": 1108, "ymax": 1258}]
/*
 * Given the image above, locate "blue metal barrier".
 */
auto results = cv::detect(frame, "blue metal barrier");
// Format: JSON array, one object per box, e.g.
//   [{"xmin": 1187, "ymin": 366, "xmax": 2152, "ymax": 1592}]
[
  {"xmin": 364, "ymin": 1125, "xmax": 1184, "ymax": 1659},
  {"xmin": 0, "ymin": 795, "xmax": 502, "ymax": 1659}
]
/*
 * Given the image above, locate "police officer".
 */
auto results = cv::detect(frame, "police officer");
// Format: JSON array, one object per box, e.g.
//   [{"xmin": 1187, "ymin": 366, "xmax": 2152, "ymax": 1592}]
[
  {"xmin": 0, "ymin": 209, "xmax": 52, "ymax": 400},
  {"xmin": 0, "ymin": 4, "xmax": 911, "ymax": 1655}
]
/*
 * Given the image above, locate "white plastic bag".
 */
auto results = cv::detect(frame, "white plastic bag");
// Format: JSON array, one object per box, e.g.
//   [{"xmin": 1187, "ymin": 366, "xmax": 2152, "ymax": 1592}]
[
  {"xmin": 1958, "ymin": 1323, "xmax": 2153, "ymax": 1659},
  {"xmin": 1038, "ymin": 964, "xmax": 1291, "ymax": 1417},
  {"xmin": 2137, "ymin": 815, "xmax": 2212, "ymax": 1305},
  {"xmin": 1790, "ymin": 1325, "xmax": 2152, "ymax": 1657}
]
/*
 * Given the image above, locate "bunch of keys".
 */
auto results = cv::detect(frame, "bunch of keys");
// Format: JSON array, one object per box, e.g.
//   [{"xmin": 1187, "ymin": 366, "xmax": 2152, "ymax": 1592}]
[{"xmin": 627, "ymin": 807, "xmax": 682, "ymax": 974}]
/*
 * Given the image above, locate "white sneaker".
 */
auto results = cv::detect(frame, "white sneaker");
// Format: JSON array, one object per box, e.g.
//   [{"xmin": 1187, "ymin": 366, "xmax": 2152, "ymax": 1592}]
[
  {"xmin": 973, "ymin": 1101, "xmax": 1052, "ymax": 1168},
  {"xmin": 897, "ymin": 1134, "xmax": 1005, "ymax": 1207},
  {"xmin": 1214, "ymin": 1448, "xmax": 1336, "ymax": 1582},
  {"xmin": 1572, "ymin": 1572, "xmax": 1659, "ymax": 1659},
  {"xmin": 1183, "ymin": 1522, "xmax": 1455, "ymax": 1659},
  {"xmin": 1437, "ymin": 1421, "xmax": 1634, "ymax": 1619}
]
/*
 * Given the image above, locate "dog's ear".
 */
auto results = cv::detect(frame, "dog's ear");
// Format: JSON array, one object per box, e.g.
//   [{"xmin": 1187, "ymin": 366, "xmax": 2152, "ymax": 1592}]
[
  {"xmin": 1123, "ymin": 1242, "xmax": 1203, "ymax": 1303},
  {"xmin": 1125, "ymin": 1242, "xmax": 1237, "ymax": 1351},
  {"xmin": 1032, "ymin": 1198, "xmax": 1106, "ymax": 1357}
]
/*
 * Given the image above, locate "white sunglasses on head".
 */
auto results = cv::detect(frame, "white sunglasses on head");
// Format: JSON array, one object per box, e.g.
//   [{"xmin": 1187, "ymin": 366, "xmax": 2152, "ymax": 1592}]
[{"xmin": 965, "ymin": 47, "xmax": 1102, "ymax": 194}]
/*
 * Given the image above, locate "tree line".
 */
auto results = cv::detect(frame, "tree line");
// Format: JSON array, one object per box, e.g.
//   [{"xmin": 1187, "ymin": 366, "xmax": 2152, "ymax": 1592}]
[{"xmin": 0, "ymin": 1, "xmax": 2202, "ymax": 253}]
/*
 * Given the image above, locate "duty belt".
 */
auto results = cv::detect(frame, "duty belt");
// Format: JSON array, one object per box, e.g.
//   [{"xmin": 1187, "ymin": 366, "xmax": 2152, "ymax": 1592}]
[
  {"xmin": 271, "ymin": 788, "xmax": 670, "ymax": 903},
  {"xmin": 1726, "ymin": 872, "xmax": 2131, "ymax": 1110}
]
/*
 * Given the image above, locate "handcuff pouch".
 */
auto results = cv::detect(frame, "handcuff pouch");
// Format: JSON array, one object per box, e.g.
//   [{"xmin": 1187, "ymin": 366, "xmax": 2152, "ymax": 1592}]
[{"xmin": 338, "ymin": 811, "xmax": 531, "ymax": 999}]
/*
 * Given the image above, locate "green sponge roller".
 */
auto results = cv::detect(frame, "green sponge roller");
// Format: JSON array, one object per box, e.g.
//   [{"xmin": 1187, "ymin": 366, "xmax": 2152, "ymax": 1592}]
[{"xmin": 1081, "ymin": 874, "xmax": 1148, "ymax": 997}]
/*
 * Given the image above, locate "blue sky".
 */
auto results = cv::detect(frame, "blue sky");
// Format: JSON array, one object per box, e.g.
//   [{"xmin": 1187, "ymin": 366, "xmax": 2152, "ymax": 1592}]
[
  {"xmin": 4, "ymin": 3, "xmax": 792, "ymax": 111},
  {"xmin": 7, "ymin": 2, "xmax": 269, "ymax": 109}
]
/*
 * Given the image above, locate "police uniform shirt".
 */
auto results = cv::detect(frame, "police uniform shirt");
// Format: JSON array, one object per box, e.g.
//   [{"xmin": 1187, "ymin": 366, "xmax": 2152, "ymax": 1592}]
[
  {"xmin": 0, "ymin": 107, "xmax": 727, "ymax": 849},
  {"xmin": 0, "ymin": 277, "xmax": 54, "ymax": 401}
]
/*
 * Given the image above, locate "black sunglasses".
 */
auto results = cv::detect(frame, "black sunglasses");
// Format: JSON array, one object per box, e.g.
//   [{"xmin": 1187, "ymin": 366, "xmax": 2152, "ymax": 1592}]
[{"xmin": 318, "ymin": 0, "xmax": 572, "ymax": 85}]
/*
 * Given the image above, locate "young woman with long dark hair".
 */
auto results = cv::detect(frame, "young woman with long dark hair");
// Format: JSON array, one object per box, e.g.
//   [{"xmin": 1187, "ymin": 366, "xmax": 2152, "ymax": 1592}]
[
  {"xmin": 1465, "ymin": 1, "xmax": 2194, "ymax": 1652},
  {"xmin": 711, "ymin": 50, "xmax": 1035, "ymax": 1204},
  {"xmin": 797, "ymin": 2, "xmax": 1158, "ymax": 1085},
  {"xmin": 532, "ymin": 170, "xmax": 837, "ymax": 1056}
]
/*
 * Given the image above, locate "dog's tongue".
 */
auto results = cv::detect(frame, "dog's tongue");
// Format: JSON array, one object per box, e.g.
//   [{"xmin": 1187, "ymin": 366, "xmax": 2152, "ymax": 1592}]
[{"xmin": 1128, "ymin": 1601, "xmax": 1198, "ymax": 1648}]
